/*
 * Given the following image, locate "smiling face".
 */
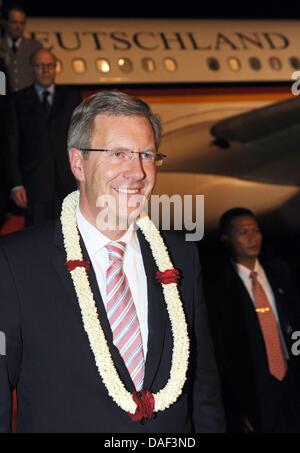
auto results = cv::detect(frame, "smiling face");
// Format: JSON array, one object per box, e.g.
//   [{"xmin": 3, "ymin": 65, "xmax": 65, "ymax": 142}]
[
  {"xmin": 225, "ymin": 215, "xmax": 262, "ymax": 268},
  {"xmin": 69, "ymin": 114, "xmax": 157, "ymax": 238}
]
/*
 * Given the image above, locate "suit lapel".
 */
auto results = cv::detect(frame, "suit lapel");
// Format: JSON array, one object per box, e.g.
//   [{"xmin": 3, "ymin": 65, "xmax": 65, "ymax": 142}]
[
  {"xmin": 137, "ymin": 229, "xmax": 168, "ymax": 390},
  {"xmin": 264, "ymin": 264, "xmax": 292, "ymax": 337},
  {"xmin": 17, "ymin": 39, "xmax": 25, "ymax": 54},
  {"xmin": 27, "ymin": 85, "xmax": 47, "ymax": 116},
  {"xmin": 51, "ymin": 220, "xmax": 83, "ymax": 322},
  {"xmin": 49, "ymin": 86, "xmax": 64, "ymax": 120}
]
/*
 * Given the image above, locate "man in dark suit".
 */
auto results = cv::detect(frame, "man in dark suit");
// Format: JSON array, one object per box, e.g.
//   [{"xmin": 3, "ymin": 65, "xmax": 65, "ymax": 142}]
[
  {"xmin": 8, "ymin": 48, "xmax": 80, "ymax": 226},
  {"xmin": 0, "ymin": 90, "xmax": 225, "ymax": 433},
  {"xmin": 0, "ymin": 4, "xmax": 42, "ymax": 92},
  {"xmin": 205, "ymin": 207, "xmax": 300, "ymax": 433}
]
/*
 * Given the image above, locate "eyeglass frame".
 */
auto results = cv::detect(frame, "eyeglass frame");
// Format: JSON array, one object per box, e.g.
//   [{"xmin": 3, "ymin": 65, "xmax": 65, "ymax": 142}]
[
  {"xmin": 32, "ymin": 63, "xmax": 57, "ymax": 70},
  {"xmin": 79, "ymin": 148, "xmax": 167, "ymax": 166}
]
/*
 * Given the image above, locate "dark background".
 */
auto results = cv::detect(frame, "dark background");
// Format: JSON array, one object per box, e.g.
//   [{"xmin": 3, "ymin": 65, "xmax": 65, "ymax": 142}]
[{"xmin": 0, "ymin": 0, "xmax": 298, "ymax": 19}]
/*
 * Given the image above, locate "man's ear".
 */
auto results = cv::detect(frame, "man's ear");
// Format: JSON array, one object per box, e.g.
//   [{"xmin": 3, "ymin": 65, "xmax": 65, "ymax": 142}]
[{"xmin": 68, "ymin": 147, "xmax": 85, "ymax": 182}]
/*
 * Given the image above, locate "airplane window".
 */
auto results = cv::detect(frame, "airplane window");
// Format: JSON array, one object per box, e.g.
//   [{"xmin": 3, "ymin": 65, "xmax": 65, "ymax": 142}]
[
  {"xmin": 207, "ymin": 57, "xmax": 220, "ymax": 71},
  {"xmin": 95, "ymin": 59, "xmax": 110, "ymax": 73},
  {"xmin": 269, "ymin": 57, "xmax": 282, "ymax": 71},
  {"xmin": 249, "ymin": 57, "xmax": 262, "ymax": 70},
  {"xmin": 141, "ymin": 58, "xmax": 156, "ymax": 72},
  {"xmin": 56, "ymin": 59, "xmax": 63, "ymax": 74},
  {"xmin": 72, "ymin": 58, "xmax": 86, "ymax": 74},
  {"xmin": 227, "ymin": 57, "xmax": 241, "ymax": 72},
  {"xmin": 163, "ymin": 58, "xmax": 177, "ymax": 72},
  {"xmin": 118, "ymin": 58, "xmax": 133, "ymax": 73},
  {"xmin": 289, "ymin": 57, "xmax": 300, "ymax": 70}
]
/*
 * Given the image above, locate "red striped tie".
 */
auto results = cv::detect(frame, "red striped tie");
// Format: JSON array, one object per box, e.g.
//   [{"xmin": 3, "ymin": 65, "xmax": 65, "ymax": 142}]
[
  {"xmin": 250, "ymin": 271, "xmax": 287, "ymax": 381},
  {"xmin": 106, "ymin": 241, "xmax": 145, "ymax": 391}
]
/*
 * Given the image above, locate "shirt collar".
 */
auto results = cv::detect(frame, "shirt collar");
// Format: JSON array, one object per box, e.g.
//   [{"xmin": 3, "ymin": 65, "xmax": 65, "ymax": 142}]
[
  {"xmin": 76, "ymin": 206, "xmax": 138, "ymax": 257},
  {"xmin": 34, "ymin": 83, "xmax": 55, "ymax": 100},
  {"xmin": 5, "ymin": 34, "xmax": 22, "ymax": 48},
  {"xmin": 235, "ymin": 259, "xmax": 261, "ymax": 280}
]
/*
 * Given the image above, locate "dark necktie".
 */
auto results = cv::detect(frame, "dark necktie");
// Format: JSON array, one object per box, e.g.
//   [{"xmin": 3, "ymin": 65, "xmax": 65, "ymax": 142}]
[
  {"xmin": 250, "ymin": 270, "xmax": 287, "ymax": 381},
  {"xmin": 11, "ymin": 39, "xmax": 18, "ymax": 54},
  {"xmin": 41, "ymin": 90, "xmax": 51, "ymax": 114}
]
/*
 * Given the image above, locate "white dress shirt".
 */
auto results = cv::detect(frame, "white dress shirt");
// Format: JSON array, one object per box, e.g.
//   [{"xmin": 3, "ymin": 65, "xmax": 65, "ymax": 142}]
[
  {"xmin": 235, "ymin": 259, "xmax": 289, "ymax": 358},
  {"xmin": 76, "ymin": 207, "xmax": 148, "ymax": 357}
]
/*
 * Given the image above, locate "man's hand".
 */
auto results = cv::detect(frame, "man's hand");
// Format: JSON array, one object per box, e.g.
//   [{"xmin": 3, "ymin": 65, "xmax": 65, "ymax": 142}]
[{"xmin": 11, "ymin": 187, "xmax": 28, "ymax": 208}]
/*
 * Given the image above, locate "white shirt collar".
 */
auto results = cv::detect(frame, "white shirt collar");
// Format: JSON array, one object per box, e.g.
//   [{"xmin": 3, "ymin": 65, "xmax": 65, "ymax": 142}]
[
  {"xmin": 76, "ymin": 206, "xmax": 138, "ymax": 257},
  {"xmin": 5, "ymin": 34, "xmax": 22, "ymax": 48},
  {"xmin": 34, "ymin": 83, "xmax": 55, "ymax": 99},
  {"xmin": 235, "ymin": 259, "xmax": 262, "ymax": 280}
]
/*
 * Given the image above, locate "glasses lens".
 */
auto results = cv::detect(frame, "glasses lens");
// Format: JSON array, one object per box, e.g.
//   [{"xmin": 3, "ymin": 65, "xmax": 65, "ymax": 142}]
[{"xmin": 34, "ymin": 64, "xmax": 56, "ymax": 69}]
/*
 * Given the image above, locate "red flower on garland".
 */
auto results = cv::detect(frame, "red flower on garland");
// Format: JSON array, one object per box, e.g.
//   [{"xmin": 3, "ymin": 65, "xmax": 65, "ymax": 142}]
[
  {"xmin": 65, "ymin": 260, "xmax": 91, "ymax": 272},
  {"xmin": 156, "ymin": 268, "xmax": 180, "ymax": 284},
  {"xmin": 128, "ymin": 390, "xmax": 155, "ymax": 422}
]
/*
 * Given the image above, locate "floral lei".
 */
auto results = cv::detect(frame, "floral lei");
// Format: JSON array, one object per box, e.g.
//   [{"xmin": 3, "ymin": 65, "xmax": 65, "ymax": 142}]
[{"xmin": 61, "ymin": 191, "xmax": 189, "ymax": 421}]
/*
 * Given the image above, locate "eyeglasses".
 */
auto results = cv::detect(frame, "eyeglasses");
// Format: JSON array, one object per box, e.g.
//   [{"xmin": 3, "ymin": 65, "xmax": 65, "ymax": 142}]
[
  {"xmin": 79, "ymin": 148, "xmax": 167, "ymax": 167},
  {"xmin": 33, "ymin": 63, "xmax": 56, "ymax": 70}
]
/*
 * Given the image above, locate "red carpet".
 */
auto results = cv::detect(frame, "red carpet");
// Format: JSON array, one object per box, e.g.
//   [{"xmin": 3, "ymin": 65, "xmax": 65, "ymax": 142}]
[{"xmin": 0, "ymin": 215, "xmax": 25, "ymax": 235}]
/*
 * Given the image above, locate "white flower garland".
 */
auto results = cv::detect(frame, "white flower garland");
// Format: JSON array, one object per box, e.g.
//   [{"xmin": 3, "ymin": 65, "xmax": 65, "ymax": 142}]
[{"xmin": 61, "ymin": 190, "xmax": 189, "ymax": 416}]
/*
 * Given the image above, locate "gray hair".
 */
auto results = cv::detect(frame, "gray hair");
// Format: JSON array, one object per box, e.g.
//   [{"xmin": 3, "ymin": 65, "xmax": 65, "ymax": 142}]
[{"xmin": 67, "ymin": 90, "xmax": 162, "ymax": 151}]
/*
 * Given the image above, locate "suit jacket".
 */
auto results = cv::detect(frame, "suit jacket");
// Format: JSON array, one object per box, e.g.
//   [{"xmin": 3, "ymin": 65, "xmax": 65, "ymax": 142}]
[
  {"xmin": 204, "ymin": 259, "xmax": 300, "ymax": 432},
  {"xmin": 0, "ymin": 37, "xmax": 41, "ymax": 92},
  {"xmin": 0, "ymin": 221, "xmax": 225, "ymax": 433},
  {"xmin": 8, "ymin": 85, "xmax": 81, "ymax": 202}
]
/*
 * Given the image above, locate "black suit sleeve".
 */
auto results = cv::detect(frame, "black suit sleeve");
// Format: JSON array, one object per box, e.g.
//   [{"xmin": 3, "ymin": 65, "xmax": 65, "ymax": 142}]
[
  {"xmin": 0, "ymin": 247, "xmax": 22, "ymax": 433},
  {"xmin": 190, "ymin": 243, "xmax": 225, "ymax": 432}
]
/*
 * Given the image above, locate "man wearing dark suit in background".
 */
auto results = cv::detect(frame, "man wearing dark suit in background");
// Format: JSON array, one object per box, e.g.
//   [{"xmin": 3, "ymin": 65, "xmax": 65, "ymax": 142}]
[
  {"xmin": 0, "ymin": 4, "xmax": 42, "ymax": 92},
  {"xmin": 204, "ymin": 207, "xmax": 300, "ymax": 433},
  {"xmin": 0, "ymin": 90, "xmax": 225, "ymax": 433},
  {"xmin": 8, "ymin": 48, "xmax": 80, "ymax": 226}
]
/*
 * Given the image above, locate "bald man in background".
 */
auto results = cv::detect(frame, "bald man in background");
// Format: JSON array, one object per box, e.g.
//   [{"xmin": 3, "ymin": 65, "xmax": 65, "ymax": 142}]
[{"xmin": 8, "ymin": 48, "xmax": 81, "ymax": 226}]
